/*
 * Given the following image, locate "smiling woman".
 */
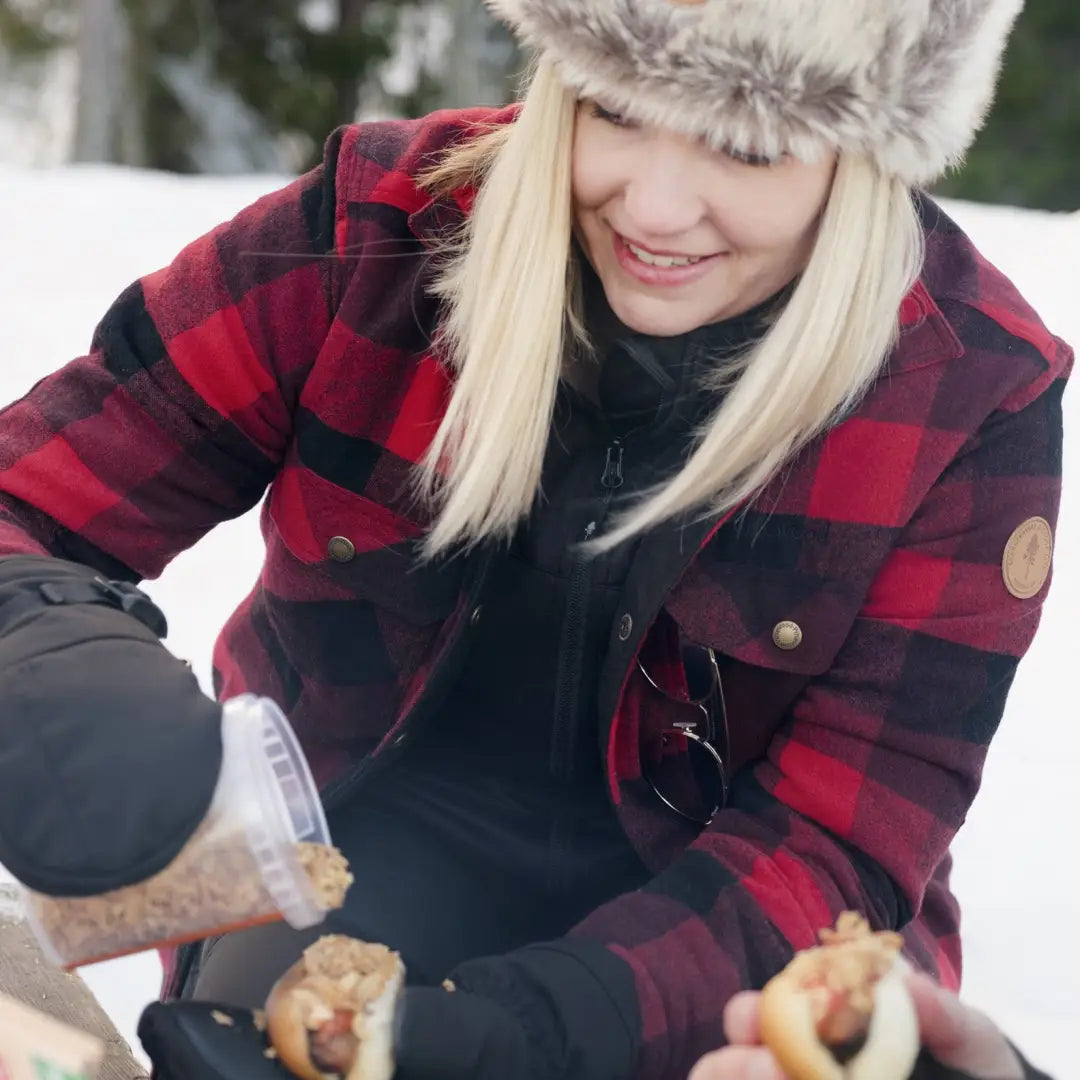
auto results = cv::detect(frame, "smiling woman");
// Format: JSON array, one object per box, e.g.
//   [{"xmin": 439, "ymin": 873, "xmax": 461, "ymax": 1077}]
[{"xmin": 0, "ymin": 4, "xmax": 1071, "ymax": 1080}]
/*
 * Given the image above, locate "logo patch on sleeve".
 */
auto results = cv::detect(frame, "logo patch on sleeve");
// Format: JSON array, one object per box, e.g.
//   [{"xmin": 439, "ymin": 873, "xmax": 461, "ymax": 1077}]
[{"xmin": 1002, "ymin": 517, "xmax": 1053, "ymax": 600}]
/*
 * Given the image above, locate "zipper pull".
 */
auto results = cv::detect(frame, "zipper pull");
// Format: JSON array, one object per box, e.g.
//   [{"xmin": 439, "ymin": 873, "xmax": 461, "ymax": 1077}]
[
  {"xmin": 601, "ymin": 442, "xmax": 625, "ymax": 490},
  {"xmin": 582, "ymin": 521, "xmax": 597, "ymax": 541}
]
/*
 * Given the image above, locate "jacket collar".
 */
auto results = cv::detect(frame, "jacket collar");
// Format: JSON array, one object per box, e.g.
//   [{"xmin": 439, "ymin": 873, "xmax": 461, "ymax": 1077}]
[
  {"xmin": 407, "ymin": 192, "xmax": 469, "ymax": 251},
  {"xmin": 892, "ymin": 278, "xmax": 964, "ymax": 374}
]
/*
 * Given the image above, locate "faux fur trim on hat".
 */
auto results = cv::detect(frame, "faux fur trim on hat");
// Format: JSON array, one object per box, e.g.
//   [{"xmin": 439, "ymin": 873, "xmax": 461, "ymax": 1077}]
[{"xmin": 485, "ymin": 0, "xmax": 1023, "ymax": 184}]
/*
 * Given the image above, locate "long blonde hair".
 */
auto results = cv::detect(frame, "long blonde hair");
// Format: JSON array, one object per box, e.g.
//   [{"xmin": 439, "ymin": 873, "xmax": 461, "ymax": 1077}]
[{"xmin": 415, "ymin": 60, "xmax": 924, "ymax": 557}]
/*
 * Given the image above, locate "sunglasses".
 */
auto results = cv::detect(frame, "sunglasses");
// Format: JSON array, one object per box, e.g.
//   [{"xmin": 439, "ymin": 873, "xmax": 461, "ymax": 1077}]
[{"xmin": 637, "ymin": 644, "xmax": 730, "ymax": 826}]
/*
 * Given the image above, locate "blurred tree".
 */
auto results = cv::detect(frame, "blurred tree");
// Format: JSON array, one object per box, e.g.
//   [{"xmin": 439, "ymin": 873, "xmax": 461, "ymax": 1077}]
[
  {"xmin": 72, "ymin": 0, "xmax": 141, "ymax": 164},
  {"xmin": 438, "ymin": 0, "xmax": 521, "ymax": 108},
  {"xmin": 1, "ymin": 0, "xmax": 1076, "ymax": 207},
  {"xmin": 0, "ymin": 0, "xmax": 74, "ymax": 164},
  {"xmin": 0, "ymin": 0, "xmax": 406, "ymax": 172},
  {"xmin": 124, "ymin": 0, "xmax": 404, "ymax": 173},
  {"xmin": 931, "ymin": 2, "xmax": 1080, "ymax": 211},
  {"xmin": 0, "ymin": 0, "xmax": 66, "ymax": 58},
  {"xmin": 371, "ymin": 1, "xmax": 520, "ymax": 121}
]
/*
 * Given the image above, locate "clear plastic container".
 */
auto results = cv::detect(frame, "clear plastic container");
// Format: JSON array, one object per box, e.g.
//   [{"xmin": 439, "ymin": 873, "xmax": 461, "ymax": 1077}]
[{"xmin": 21, "ymin": 694, "xmax": 347, "ymax": 970}]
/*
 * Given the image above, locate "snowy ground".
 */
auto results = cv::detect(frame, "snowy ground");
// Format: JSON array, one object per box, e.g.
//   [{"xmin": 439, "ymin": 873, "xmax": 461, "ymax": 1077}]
[{"xmin": 0, "ymin": 164, "xmax": 1076, "ymax": 1078}]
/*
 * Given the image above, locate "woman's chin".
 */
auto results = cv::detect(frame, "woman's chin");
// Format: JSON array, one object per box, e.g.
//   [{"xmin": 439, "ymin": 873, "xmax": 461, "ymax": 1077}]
[{"xmin": 605, "ymin": 292, "xmax": 726, "ymax": 338}]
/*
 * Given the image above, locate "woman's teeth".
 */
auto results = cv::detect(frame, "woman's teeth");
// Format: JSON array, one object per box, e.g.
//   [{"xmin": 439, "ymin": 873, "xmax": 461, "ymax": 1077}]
[{"xmin": 625, "ymin": 241, "xmax": 704, "ymax": 268}]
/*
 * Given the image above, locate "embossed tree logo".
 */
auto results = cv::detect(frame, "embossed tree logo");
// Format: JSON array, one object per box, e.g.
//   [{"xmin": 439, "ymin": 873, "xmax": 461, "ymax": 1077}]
[{"xmin": 1020, "ymin": 532, "xmax": 1043, "ymax": 586}]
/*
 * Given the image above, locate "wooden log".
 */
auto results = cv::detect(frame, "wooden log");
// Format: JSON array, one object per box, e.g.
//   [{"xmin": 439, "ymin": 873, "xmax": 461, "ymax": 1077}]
[{"xmin": 0, "ymin": 885, "xmax": 147, "ymax": 1080}]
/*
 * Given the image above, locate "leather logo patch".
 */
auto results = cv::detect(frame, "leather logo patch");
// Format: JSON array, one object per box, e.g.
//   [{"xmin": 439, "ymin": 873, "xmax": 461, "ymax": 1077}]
[{"xmin": 1002, "ymin": 517, "xmax": 1053, "ymax": 600}]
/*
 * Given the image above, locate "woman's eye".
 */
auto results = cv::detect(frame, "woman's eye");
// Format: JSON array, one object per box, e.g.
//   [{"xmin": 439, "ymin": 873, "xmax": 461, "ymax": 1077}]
[
  {"xmin": 723, "ymin": 145, "xmax": 779, "ymax": 168},
  {"xmin": 590, "ymin": 103, "xmax": 633, "ymax": 128}
]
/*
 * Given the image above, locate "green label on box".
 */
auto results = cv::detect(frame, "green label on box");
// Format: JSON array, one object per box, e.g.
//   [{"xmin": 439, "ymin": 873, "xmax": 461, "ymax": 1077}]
[{"xmin": 31, "ymin": 1058, "xmax": 87, "ymax": 1080}]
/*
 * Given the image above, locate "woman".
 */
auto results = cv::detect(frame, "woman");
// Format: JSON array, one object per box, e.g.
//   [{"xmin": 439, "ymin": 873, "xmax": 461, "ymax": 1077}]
[{"xmin": 0, "ymin": 2, "xmax": 1070, "ymax": 1080}]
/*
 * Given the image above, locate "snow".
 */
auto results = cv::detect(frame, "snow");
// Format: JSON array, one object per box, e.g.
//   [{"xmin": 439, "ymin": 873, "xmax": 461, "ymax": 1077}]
[{"xmin": 0, "ymin": 163, "xmax": 1077, "ymax": 1078}]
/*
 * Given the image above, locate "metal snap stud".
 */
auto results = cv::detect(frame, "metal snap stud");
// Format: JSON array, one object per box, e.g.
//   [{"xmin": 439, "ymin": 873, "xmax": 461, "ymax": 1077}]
[
  {"xmin": 327, "ymin": 536, "xmax": 356, "ymax": 563},
  {"xmin": 772, "ymin": 621, "xmax": 803, "ymax": 651}
]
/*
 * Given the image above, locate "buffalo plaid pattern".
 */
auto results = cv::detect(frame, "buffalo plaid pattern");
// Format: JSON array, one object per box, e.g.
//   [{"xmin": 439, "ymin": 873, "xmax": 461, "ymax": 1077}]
[{"xmin": 0, "ymin": 109, "xmax": 1071, "ymax": 1080}]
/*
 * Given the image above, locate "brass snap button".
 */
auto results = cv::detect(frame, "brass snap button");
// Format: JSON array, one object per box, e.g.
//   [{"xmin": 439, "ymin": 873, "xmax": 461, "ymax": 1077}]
[
  {"xmin": 327, "ymin": 535, "xmax": 356, "ymax": 563},
  {"xmin": 618, "ymin": 614, "xmax": 633, "ymax": 641},
  {"xmin": 772, "ymin": 621, "xmax": 803, "ymax": 651}
]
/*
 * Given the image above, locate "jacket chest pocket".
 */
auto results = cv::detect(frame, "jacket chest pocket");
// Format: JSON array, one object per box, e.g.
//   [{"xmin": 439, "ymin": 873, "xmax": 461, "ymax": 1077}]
[
  {"xmin": 666, "ymin": 561, "xmax": 867, "ymax": 675},
  {"xmin": 664, "ymin": 563, "xmax": 868, "ymax": 768},
  {"xmin": 268, "ymin": 461, "xmax": 464, "ymax": 626}
]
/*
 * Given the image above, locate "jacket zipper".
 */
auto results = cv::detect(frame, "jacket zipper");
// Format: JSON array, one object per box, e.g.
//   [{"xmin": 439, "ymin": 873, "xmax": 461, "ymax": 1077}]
[{"xmin": 546, "ymin": 439, "xmax": 623, "ymax": 889}]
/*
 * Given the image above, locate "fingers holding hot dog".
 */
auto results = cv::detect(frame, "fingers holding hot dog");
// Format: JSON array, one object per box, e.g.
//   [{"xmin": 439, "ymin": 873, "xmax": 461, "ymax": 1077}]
[
  {"xmin": 265, "ymin": 936, "xmax": 405, "ymax": 1080},
  {"xmin": 758, "ymin": 913, "xmax": 920, "ymax": 1080}
]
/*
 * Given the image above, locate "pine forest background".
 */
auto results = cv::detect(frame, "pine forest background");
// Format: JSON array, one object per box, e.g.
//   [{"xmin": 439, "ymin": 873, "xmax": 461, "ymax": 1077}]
[{"xmin": 0, "ymin": 0, "xmax": 1076, "ymax": 210}]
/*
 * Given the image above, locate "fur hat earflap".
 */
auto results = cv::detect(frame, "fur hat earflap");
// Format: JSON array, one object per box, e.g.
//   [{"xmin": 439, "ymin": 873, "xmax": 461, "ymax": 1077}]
[{"xmin": 486, "ymin": 0, "xmax": 1024, "ymax": 184}]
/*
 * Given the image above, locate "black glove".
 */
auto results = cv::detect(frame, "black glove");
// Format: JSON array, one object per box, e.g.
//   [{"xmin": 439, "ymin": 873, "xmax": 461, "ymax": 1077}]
[
  {"xmin": 395, "ymin": 988, "xmax": 529, "ymax": 1080},
  {"xmin": 139, "ymin": 1003, "xmax": 289, "ymax": 1080},
  {"xmin": 139, "ymin": 941, "xmax": 639, "ymax": 1080},
  {"xmin": 910, "ymin": 1047, "xmax": 1054, "ymax": 1080},
  {"xmin": 398, "ymin": 944, "xmax": 639, "ymax": 1080},
  {"xmin": 0, "ymin": 555, "xmax": 223, "ymax": 896},
  {"xmin": 138, "ymin": 992, "xmax": 529, "ymax": 1080}
]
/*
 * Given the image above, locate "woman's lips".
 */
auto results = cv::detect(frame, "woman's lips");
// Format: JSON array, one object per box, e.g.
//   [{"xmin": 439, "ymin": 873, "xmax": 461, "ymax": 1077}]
[{"xmin": 612, "ymin": 231, "xmax": 724, "ymax": 287}]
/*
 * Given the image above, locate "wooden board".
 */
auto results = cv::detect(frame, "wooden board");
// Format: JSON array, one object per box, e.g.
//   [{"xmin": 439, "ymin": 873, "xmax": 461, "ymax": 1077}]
[{"xmin": 0, "ymin": 888, "xmax": 147, "ymax": 1080}]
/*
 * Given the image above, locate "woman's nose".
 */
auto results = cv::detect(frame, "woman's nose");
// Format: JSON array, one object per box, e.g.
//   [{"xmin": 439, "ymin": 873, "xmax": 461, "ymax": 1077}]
[{"xmin": 619, "ymin": 148, "xmax": 707, "ymax": 240}]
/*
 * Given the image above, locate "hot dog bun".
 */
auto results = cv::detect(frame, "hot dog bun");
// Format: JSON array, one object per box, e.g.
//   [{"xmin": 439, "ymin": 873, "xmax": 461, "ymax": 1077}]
[
  {"xmin": 266, "ymin": 936, "xmax": 405, "ymax": 1080},
  {"xmin": 760, "ymin": 913, "xmax": 919, "ymax": 1080}
]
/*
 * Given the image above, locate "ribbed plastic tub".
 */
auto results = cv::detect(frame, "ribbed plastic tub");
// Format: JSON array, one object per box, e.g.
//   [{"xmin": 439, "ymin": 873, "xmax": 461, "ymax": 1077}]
[{"xmin": 22, "ymin": 694, "xmax": 335, "ymax": 969}]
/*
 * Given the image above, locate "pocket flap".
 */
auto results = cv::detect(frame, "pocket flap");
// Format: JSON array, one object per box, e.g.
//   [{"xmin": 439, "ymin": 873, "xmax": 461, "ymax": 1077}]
[
  {"xmin": 666, "ymin": 563, "xmax": 864, "ymax": 677},
  {"xmin": 270, "ymin": 463, "xmax": 463, "ymax": 625}
]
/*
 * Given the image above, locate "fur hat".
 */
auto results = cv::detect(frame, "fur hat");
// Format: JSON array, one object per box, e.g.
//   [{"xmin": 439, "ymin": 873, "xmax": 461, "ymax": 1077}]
[{"xmin": 485, "ymin": 0, "xmax": 1024, "ymax": 185}]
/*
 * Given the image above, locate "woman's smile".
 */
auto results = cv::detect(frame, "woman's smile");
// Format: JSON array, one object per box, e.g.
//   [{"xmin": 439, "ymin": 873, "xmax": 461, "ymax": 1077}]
[{"xmin": 611, "ymin": 228, "xmax": 726, "ymax": 288}]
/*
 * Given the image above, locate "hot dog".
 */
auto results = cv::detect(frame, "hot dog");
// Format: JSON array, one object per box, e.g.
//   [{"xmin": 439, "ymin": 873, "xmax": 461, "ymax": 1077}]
[
  {"xmin": 759, "ymin": 913, "xmax": 919, "ymax": 1080},
  {"xmin": 266, "ymin": 936, "xmax": 405, "ymax": 1080}
]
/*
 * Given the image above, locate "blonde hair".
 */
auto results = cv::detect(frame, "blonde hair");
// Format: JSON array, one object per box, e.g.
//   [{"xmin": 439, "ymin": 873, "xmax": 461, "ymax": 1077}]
[{"xmin": 416, "ymin": 60, "xmax": 924, "ymax": 557}]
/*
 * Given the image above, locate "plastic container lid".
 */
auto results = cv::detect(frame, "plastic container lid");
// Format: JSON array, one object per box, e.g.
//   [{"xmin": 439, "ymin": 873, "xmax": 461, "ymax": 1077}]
[{"xmin": 219, "ymin": 694, "xmax": 332, "ymax": 930}]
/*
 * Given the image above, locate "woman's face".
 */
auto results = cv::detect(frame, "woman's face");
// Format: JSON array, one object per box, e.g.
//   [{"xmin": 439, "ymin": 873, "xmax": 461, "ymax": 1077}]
[{"xmin": 572, "ymin": 102, "xmax": 838, "ymax": 337}]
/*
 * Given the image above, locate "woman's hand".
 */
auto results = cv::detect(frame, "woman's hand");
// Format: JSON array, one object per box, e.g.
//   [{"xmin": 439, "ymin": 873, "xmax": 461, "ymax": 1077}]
[
  {"xmin": 688, "ymin": 991, "xmax": 785, "ymax": 1080},
  {"xmin": 903, "ymin": 974, "xmax": 1024, "ymax": 1080},
  {"xmin": 689, "ymin": 975, "xmax": 1026, "ymax": 1080},
  {"xmin": 139, "ymin": 990, "xmax": 530, "ymax": 1080},
  {"xmin": 0, "ymin": 555, "xmax": 223, "ymax": 898}
]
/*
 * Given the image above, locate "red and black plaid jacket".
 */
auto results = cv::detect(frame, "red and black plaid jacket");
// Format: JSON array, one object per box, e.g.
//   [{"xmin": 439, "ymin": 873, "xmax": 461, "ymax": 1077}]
[{"xmin": 0, "ymin": 108, "xmax": 1071, "ymax": 1079}]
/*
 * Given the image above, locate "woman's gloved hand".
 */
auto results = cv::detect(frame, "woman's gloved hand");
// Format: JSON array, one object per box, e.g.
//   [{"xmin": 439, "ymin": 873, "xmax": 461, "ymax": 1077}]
[
  {"xmin": 0, "ymin": 554, "xmax": 223, "ymax": 897},
  {"xmin": 394, "ymin": 987, "xmax": 530, "ymax": 1080},
  {"xmin": 138, "ymin": 991, "xmax": 529, "ymax": 1080},
  {"xmin": 141, "ymin": 939, "xmax": 639, "ymax": 1080},
  {"xmin": 139, "ymin": 1003, "xmax": 291, "ymax": 1080}
]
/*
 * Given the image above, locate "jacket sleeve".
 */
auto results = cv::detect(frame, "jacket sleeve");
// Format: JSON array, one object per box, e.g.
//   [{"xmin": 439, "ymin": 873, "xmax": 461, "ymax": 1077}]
[
  {"xmin": 448, "ymin": 337, "xmax": 1072, "ymax": 1080},
  {"xmin": 0, "ymin": 129, "xmax": 353, "ymax": 580}
]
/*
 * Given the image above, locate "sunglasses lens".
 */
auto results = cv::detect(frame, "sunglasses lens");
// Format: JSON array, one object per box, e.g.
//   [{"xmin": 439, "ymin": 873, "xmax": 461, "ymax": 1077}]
[
  {"xmin": 637, "ymin": 646, "xmax": 728, "ymax": 825},
  {"xmin": 682, "ymin": 648, "xmax": 717, "ymax": 703},
  {"xmin": 643, "ymin": 730, "xmax": 726, "ymax": 825}
]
